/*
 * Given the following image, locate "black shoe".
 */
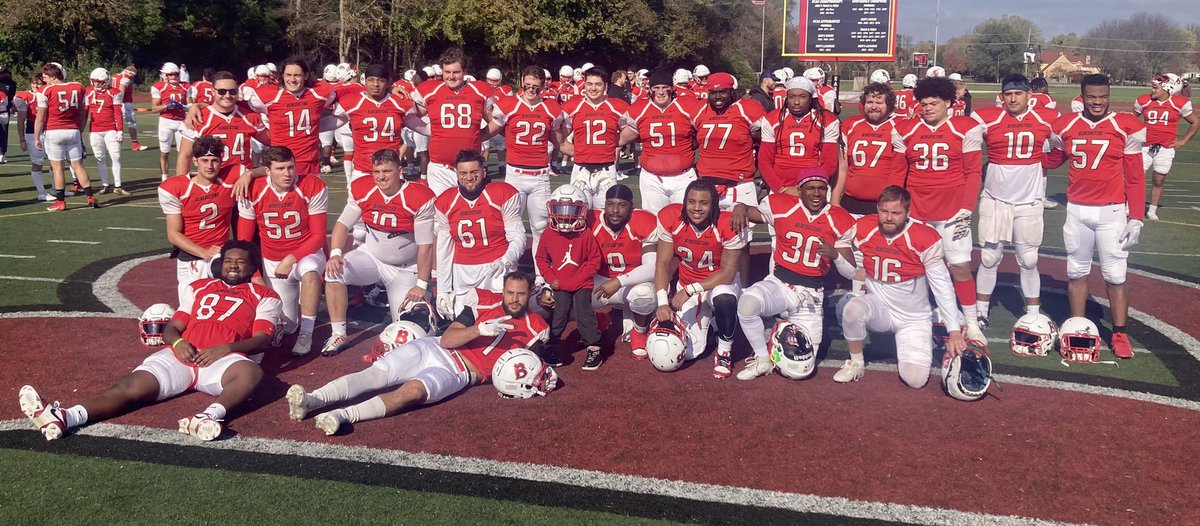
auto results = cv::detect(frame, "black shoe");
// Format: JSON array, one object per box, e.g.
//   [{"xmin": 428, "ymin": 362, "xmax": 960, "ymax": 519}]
[
  {"xmin": 581, "ymin": 346, "xmax": 603, "ymax": 371},
  {"xmin": 542, "ymin": 347, "xmax": 564, "ymax": 367},
  {"xmin": 977, "ymin": 315, "xmax": 990, "ymax": 329}
]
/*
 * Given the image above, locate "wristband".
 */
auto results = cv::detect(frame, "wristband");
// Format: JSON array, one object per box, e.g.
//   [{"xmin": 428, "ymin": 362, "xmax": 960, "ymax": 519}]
[
  {"xmin": 686, "ymin": 283, "xmax": 704, "ymax": 296},
  {"xmin": 330, "ymin": 248, "xmax": 343, "ymax": 258},
  {"xmin": 171, "ymin": 338, "xmax": 186, "ymax": 349},
  {"xmin": 416, "ymin": 279, "xmax": 429, "ymax": 290},
  {"xmin": 656, "ymin": 289, "xmax": 669, "ymax": 307}
]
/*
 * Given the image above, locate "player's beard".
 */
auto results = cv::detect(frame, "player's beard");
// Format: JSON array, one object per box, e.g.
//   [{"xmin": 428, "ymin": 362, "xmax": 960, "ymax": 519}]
[{"xmin": 503, "ymin": 302, "xmax": 527, "ymax": 318}]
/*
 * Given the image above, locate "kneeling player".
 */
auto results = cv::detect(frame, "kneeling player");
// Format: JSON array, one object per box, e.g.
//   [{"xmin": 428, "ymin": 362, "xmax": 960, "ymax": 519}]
[
  {"xmin": 238, "ymin": 146, "xmax": 329, "ymax": 355},
  {"xmin": 733, "ymin": 172, "xmax": 855, "ymax": 380},
  {"xmin": 286, "ymin": 272, "xmax": 550, "ymax": 435},
  {"xmin": 654, "ymin": 180, "xmax": 749, "ymax": 378},
  {"xmin": 19, "ymin": 241, "xmax": 281, "ymax": 441},
  {"xmin": 836, "ymin": 186, "xmax": 967, "ymax": 388},
  {"xmin": 589, "ymin": 184, "xmax": 658, "ymax": 358}
]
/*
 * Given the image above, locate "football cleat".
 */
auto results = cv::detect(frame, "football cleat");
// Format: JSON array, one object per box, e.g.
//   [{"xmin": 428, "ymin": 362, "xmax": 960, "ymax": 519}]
[
  {"xmin": 833, "ymin": 360, "xmax": 865, "ymax": 383},
  {"xmin": 321, "ymin": 333, "xmax": 349, "ymax": 357},
  {"xmin": 319, "ymin": 164, "xmax": 332, "ymax": 174},
  {"xmin": 87, "ymin": 196, "xmax": 101, "ymax": 209},
  {"xmin": 19, "ymin": 385, "xmax": 66, "ymax": 441},
  {"xmin": 315, "ymin": 413, "xmax": 342, "ymax": 436},
  {"xmin": 581, "ymin": 346, "xmax": 603, "ymax": 371},
  {"xmin": 1111, "ymin": 332, "xmax": 1135, "ymax": 359},
  {"xmin": 113, "ymin": 187, "xmax": 131, "ymax": 196},
  {"xmin": 46, "ymin": 201, "xmax": 66, "ymax": 212},
  {"xmin": 1042, "ymin": 198, "xmax": 1058, "ymax": 209},
  {"xmin": 541, "ymin": 346, "xmax": 564, "ymax": 368},
  {"xmin": 131, "ymin": 141, "xmax": 145, "ymax": 151},
  {"xmin": 1147, "ymin": 209, "xmax": 1159, "ymax": 222},
  {"xmin": 98, "ymin": 185, "xmax": 112, "ymax": 195},
  {"xmin": 736, "ymin": 356, "xmax": 775, "ymax": 381},
  {"xmin": 629, "ymin": 329, "xmax": 649, "ymax": 360},
  {"xmin": 964, "ymin": 321, "xmax": 987, "ymax": 347},
  {"xmin": 178, "ymin": 413, "xmax": 222, "ymax": 441},
  {"xmin": 976, "ymin": 314, "xmax": 990, "ymax": 329},
  {"xmin": 286, "ymin": 384, "xmax": 311, "ymax": 421},
  {"xmin": 712, "ymin": 350, "xmax": 733, "ymax": 379},
  {"xmin": 291, "ymin": 331, "xmax": 314, "ymax": 356}
]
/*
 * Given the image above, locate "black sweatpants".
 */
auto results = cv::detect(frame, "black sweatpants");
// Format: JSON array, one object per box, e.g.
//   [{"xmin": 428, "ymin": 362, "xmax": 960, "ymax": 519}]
[{"xmin": 547, "ymin": 289, "xmax": 600, "ymax": 347}]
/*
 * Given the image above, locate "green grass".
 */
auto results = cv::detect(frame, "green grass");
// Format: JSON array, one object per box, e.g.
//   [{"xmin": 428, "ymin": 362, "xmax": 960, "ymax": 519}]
[{"xmin": 0, "ymin": 448, "xmax": 679, "ymax": 525}]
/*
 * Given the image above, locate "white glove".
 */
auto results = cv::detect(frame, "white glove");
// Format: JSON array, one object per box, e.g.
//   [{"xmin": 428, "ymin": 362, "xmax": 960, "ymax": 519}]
[
  {"xmin": 1119, "ymin": 219, "xmax": 1143, "ymax": 250},
  {"xmin": 436, "ymin": 292, "xmax": 456, "ymax": 320},
  {"xmin": 950, "ymin": 208, "xmax": 972, "ymax": 242},
  {"xmin": 477, "ymin": 315, "xmax": 515, "ymax": 337}
]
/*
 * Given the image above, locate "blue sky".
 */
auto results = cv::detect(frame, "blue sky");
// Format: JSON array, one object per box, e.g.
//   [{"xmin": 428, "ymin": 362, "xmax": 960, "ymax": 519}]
[{"xmin": 894, "ymin": 0, "xmax": 1192, "ymax": 42}]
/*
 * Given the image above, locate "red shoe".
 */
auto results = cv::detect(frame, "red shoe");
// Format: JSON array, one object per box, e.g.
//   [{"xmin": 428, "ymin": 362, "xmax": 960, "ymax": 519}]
[
  {"xmin": 87, "ymin": 196, "xmax": 101, "ymax": 208},
  {"xmin": 131, "ymin": 140, "xmax": 145, "ymax": 151},
  {"xmin": 629, "ymin": 329, "xmax": 648, "ymax": 360},
  {"xmin": 46, "ymin": 201, "xmax": 66, "ymax": 212},
  {"xmin": 1111, "ymin": 332, "xmax": 1134, "ymax": 359},
  {"xmin": 348, "ymin": 287, "xmax": 365, "ymax": 307}
]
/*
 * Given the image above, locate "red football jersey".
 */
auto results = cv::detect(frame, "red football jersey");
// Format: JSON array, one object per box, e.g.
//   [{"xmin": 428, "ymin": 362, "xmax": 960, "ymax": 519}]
[
  {"xmin": 971, "ymin": 107, "xmax": 1058, "ymax": 166},
  {"xmin": 673, "ymin": 86, "xmax": 697, "ymax": 101},
  {"xmin": 491, "ymin": 84, "xmax": 515, "ymax": 98},
  {"xmin": 841, "ymin": 115, "xmax": 900, "ymax": 202},
  {"xmin": 626, "ymin": 97, "xmax": 702, "ymax": 176},
  {"xmin": 237, "ymin": 175, "xmax": 329, "ymax": 261},
  {"xmin": 492, "ymin": 95, "xmax": 564, "ymax": 168},
  {"xmin": 771, "ymin": 86, "xmax": 788, "ymax": 111},
  {"xmin": 759, "ymin": 109, "xmax": 840, "ymax": 190},
  {"xmin": 152, "ymin": 81, "xmax": 191, "ymax": 121},
  {"xmin": 1133, "ymin": 94, "xmax": 1194, "ymax": 146},
  {"xmin": 191, "ymin": 80, "xmax": 215, "ymax": 106},
  {"xmin": 589, "ymin": 209, "xmax": 658, "ymax": 279},
  {"xmin": 173, "ymin": 278, "xmax": 281, "ymax": 350},
  {"xmin": 340, "ymin": 178, "xmax": 436, "ymax": 267},
  {"xmin": 758, "ymin": 196, "xmax": 855, "ymax": 279},
  {"xmin": 556, "ymin": 80, "xmax": 579, "ymax": 104},
  {"xmin": 181, "ymin": 106, "xmax": 265, "ymax": 177},
  {"xmin": 894, "ymin": 89, "xmax": 916, "ymax": 118},
  {"xmin": 1070, "ymin": 96, "xmax": 1084, "ymax": 114},
  {"xmin": 656, "ymin": 204, "xmax": 748, "ymax": 286},
  {"xmin": 245, "ymin": 83, "xmax": 337, "ymax": 169},
  {"xmin": 391, "ymin": 79, "xmax": 416, "ymax": 100},
  {"xmin": 692, "ymin": 100, "xmax": 767, "ymax": 182},
  {"xmin": 411, "ymin": 80, "xmax": 494, "ymax": 165},
  {"xmin": 334, "ymin": 91, "xmax": 414, "ymax": 173},
  {"xmin": 816, "ymin": 86, "xmax": 836, "ymax": 111},
  {"xmin": 85, "ymin": 87, "xmax": 124, "ymax": 133},
  {"xmin": 434, "ymin": 182, "xmax": 523, "ymax": 265},
  {"xmin": 562, "ymin": 97, "xmax": 630, "ymax": 164},
  {"xmin": 35, "ymin": 83, "xmax": 85, "ymax": 130},
  {"xmin": 691, "ymin": 83, "xmax": 711, "ymax": 100},
  {"xmin": 112, "ymin": 72, "xmax": 135, "ymax": 103},
  {"xmin": 455, "ymin": 305, "xmax": 549, "ymax": 383},
  {"xmin": 851, "ymin": 215, "xmax": 942, "ymax": 284},
  {"xmin": 1049, "ymin": 112, "xmax": 1146, "ymax": 216},
  {"xmin": 891, "ymin": 116, "xmax": 984, "ymax": 221},
  {"xmin": 157, "ymin": 173, "xmax": 239, "ymax": 250},
  {"xmin": 16, "ymin": 91, "xmax": 38, "ymax": 123}
]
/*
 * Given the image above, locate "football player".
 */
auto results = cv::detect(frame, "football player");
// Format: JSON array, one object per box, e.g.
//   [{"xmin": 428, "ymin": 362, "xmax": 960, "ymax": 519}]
[
  {"xmin": 535, "ymin": 185, "xmax": 604, "ymax": 369},
  {"xmin": 758, "ymin": 77, "xmax": 840, "ymax": 194},
  {"xmin": 151, "ymin": 62, "xmax": 191, "ymax": 181},
  {"xmin": 83, "ymin": 68, "xmax": 127, "ymax": 195},
  {"xmin": 244, "ymin": 58, "xmax": 337, "ymax": 177},
  {"xmin": 482, "ymin": 68, "xmax": 513, "ymax": 171},
  {"xmin": 654, "ymin": 180, "xmax": 750, "ymax": 379},
  {"xmin": 19, "ymin": 241, "xmax": 282, "ymax": 441},
  {"xmin": 487, "ymin": 66, "xmax": 567, "ymax": 259},
  {"xmin": 834, "ymin": 82, "xmax": 902, "ymax": 216},
  {"xmin": 237, "ymin": 146, "xmax": 329, "ymax": 355},
  {"xmin": 691, "ymin": 72, "xmax": 767, "ymax": 209},
  {"xmin": 619, "ymin": 68, "xmax": 702, "ymax": 214},
  {"xmin": 286, "ymin": 272, "xmax": 550, "ymax": 436},
  {"xmin": 836, "ymin": 186, "xmax": 967, "ymax": 386},
  {"xmin": 560, "ymin": 66, "xmax": 632, "ymax": 208},
  {"xmin": 1133, "ymin": 73, "xmax": 1197, "ymax": 221},
  {"xmin": 321, "ymin": 150, "xmax": 435, "ymax": 356},
  {"xmin": 993, "ymin": 76, "xmax": 1057, "ymax": 110},
  {"xmin": 890, "ymin": 76, "xmax": 986, "ymax": 344},
  {"xmin": 803, "ymin": 68, "xmax": 837, "ymax": 112},
  {"xmin": 406, "ymin": 47, "xmax": 495, "ymax": 195},
  {"xmin": 110, "ymin": 65, "xmax": 146, "ymax": 151},
  {"xmin": 690, "ymin": 64, "xmax": 711, "ymax": 99},
  {"xmin": 36, "ymin": 63, "xmax": 97, "ymax": 211},
  {"xmin": 590, "ymin": 184, "xmax": 658, "ymax": 359},
  {"xmin": 329, "ymin": 64, "xmax": 414, "ymax": 188},
  {"xmin": 177, "ymin": 71, "xmax": 269, "ymax": 183},
  {"xmin": 971, "ymin": 74, "xmax": 1059, "ymax": 326},
  {"xmin": 434, "ymin": 149, "xmax": 526, "ymax": 318},
  {"xmin": 1044, "ymin": 74, "xmax": 1147, "ymax": 359},
  {"xmin": 733, "ymin": 171, "xmax": 856, "ymax": 380},
  {"xmin": 893, "ymin": 74, "xmax": 917, "ymax": 118},
  {"xmin": 12, "ymin": 74, "xmax": 52, "ymax": 200}
]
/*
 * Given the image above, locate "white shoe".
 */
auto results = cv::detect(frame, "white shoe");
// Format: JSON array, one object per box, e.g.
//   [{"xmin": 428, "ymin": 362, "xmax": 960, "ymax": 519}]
[
  {"xmin": 1042, "ymin": 198, "xmax": 1058, "ymax": 209},
  {"xmin": 286, "ymin": 384, "xmax": 311, "ymax": 421},
  {"xmin": 320, "ymin": 333, "xmax": 349, "ymax": 356},
  {"xmin": 314, "ymin": 413, "xmax": 342, "ymax": 436},
  {"xmin": 319, "ymin": 164, "xmax": 332, "ymax": 174},
  {"xmin": 39, "ymin": 194, "xmax": 56, "ymax": 202},
  {"xmin": 329, "ymin": 156, "xmax": 340, "ymax": 164},
  {"xmin": 833, "ymin": 360, "xmax": 865, "ymax": 383},
  {"xmin": 736, "ymin": 356, "xmax": 775, "ymax": 381},
  {"xmin": 1147, "ymin": 209, "xmax": 1159, "ymax": 221},
  {"xmin": 291, "ymin": 331, "xmax": 314, "ymax": 356},
  {"xmin": 19, "ymin": 385, "xmax": 65, "ymax": 440},
  {"xmin": 0, "ymin": 154, "xmax": 7, "ymax": 163},
  {"xmin": 178, "ymin": 413, "xmax": 222, "ymax": 441},
  {"xmin": 161, "ymin": 173, "xmax": 169, "ymax": 181},
  {"xmin": 965, "ymin": 321, "xmax": 987, "ymax": 345}
]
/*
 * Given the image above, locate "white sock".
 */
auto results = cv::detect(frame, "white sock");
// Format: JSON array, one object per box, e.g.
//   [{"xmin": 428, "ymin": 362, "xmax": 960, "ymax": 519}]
[
  {"xmin": 310, "ymin": 367, "xmax": 390, "ymax": 407},
  {"xmin": 331, "ymin": 321, "xmax": 347, "ymax": 336},
  {"xmin": 978, "ymin": 301, "xmax": 990, "ymax": 318},
  {"xmin": 716, "ymin": 339, "xmax": 733, "ymax": 355},
  {"xmin": 1149, "ymin": 204, "xmax": 1158, "ymax": 213},
  {"xmin": 63, "ymin": 405, "xmax": 88, "ymax": 428},
  {"xmin": 341, "ymin": 396, "xmax": 387, "ymax": 424},
  {"xmin": 31, "ymin": 171, "xmax": 45, "ymax": 193},
  {"xmin": 1026, "ymin": 304, "xmax": 1041, "ymax": 315},
  {"xmin": 203, "ymin": 403, "xmax": 227, "ymax": 421},
  {"xmin": 963, "ymin": 304, "xmax": 979, "ymax": 322},
  {"xmin": 300, "ymin": 315, "xmax": 316, "ymax": 334},
  {"xmin": 850, "ymin": 353, "xmax": 865, "ymax": 366}
]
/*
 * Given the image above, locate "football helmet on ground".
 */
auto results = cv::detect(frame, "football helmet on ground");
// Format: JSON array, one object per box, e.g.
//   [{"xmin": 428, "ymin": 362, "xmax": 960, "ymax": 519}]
[
  {"xmin": 492, "ymin": 349, "xmax": 558, "ymax": 398},
  {"xmin": 1059, "ymin": 317, "xmax": 1103, "ymax": 363},
  {"xmin": 769, "ymin": 321, "xmax": 816, "ymax": 380},
  {"xmin": 646, "ymin": 317, "xmax": 689, "ymax": 372},
  {"xmin": 140, "ymin": 303, "xmax": 175, "ymax": 346},
  {"xmin": 1010, "ymin": 313, "xmax": 1057, "ymax": 357},
  {"xmin": 942, "ymin": 343, "xmax": 992, "ymax": 401}
]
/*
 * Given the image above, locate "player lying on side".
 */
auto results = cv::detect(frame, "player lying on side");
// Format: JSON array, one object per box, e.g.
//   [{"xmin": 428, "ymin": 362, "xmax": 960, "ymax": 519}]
[{"xmin": 19, "ymin": 241, "xmax": 282, "ymax": 441}]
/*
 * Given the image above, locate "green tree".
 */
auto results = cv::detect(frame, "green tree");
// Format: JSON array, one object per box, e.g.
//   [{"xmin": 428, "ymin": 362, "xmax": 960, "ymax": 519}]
[{"xmin": 965, "ymin": 16, "xmax": 1041, "ymax": 81}]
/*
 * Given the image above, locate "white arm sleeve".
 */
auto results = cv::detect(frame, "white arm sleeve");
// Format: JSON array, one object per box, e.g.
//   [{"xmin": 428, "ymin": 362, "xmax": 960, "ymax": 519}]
[
  {"xmin": 413, "ymin": 200, "xmax": 435, "ymax": 246},
  {"xmin": 617, "ymin": 251, "xmax": 657, "ymax": 287},
  {"xmin": 500, "ymin": 193, "xmax": 527, "ymax": 267},
  {"xmin": 435, "ymin": 208, "xmax": 455, "ymax": 288},
  {"xmin": 336, "ymin": 200, "xmax": 364, "ymax": 229},
  {"xmin": 158, "ymin": 188, "xmax": 182, "ymax": 215}
]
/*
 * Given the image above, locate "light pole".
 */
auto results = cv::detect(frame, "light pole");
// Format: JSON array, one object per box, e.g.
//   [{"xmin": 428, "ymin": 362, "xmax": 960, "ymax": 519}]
[{"xmin": 932, "ymin": 0, "xmax": 942, "ymax": 66}]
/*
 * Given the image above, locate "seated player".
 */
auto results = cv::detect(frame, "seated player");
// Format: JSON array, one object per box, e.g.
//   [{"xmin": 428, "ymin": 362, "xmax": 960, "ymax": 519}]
[
  {"xmin": 589, "ymin": 184, "xmax": 658, "ymax": 358},
  {"xmin": 237, "ymin": 146, "xmax": 329, "ymax": 355},
  {"xmin": 536, "ymin": 185, "xmax": 603, "ymax": 370},
  {"xmin": 321, "ymin": 149, "xmax": 435, "ymax": 355},
  {"xmin": 19, "ymin": 241, "xmax": 282, "ymax": 441},
  {"xmin": 653, "ymin": 180, "xmax": 749, "ymax": 378},
  {"xmin": 835, "ymin": 186, "xmax": 967, "ymax": 388},
  {"xmin": 285, "ymin": 272, "xmax": 550, "ymax": 435}
]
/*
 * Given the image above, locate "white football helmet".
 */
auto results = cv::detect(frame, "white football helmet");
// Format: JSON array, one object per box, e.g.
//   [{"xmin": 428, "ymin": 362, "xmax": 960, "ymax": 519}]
[
  {"xmin": 492, "ymin": 349, "xmax": 558, "ymax": 398},
  {"xmin": 161, "ymin": 62, "xmax": 181, "ymax": 74},
  {"xmin": 394, "ymin": 299, "xmax": 438, "ymax": 337},
  {"xmin": 247, "ymin": 67, "xmax": 256, "ymax": 81},
  {"xmin": 431, "ymin": 64, "xmax": 443, "ymax": 76},
  {"xmin": 646, "ymin": 317, "xmax": 688, "ymax": 372},
  {"xmin": 769, "ymin": 321, "xmax": 816, "ymax": 380},
  {"xmin": 404, "ymin": 69, "xmax": 417, "ymax": 82},
  {"xmin": 140, "ymin": 303, "xmax": 176, "ymax": 346},
  {"xmin": 1153, "ymin": 73, "xmax": 1182, "ymax": 95},
  {"xmin": 323, "ymin": 64, "xmax": 340, "ymax": 82},
  {"xmin": 693, "ymin": 64, "xmax": 710, "ymax": 77},
  {"xmin": 672, "ymin": 68, "xmax": 692, "ymax": 86},
  {"xmin": 572, "ymin": 68, "xmax": 583, "ymax": 82},
  {"xmin": 781, "ymin": 67, "xmax": 795, "ymax": 80},
  {"xmin": 254, "ymin": 64, "xmax": 271, "ymax": 77},
  {"xmin": 336, "ymin": 63, "xmax": 352, "ymax": 82},
  {"xmin": 558, "ymin": 65, "xmax": 573, "ymax": 77},
  {"xmin": 266, "ymin": 62, "xmax": 277, "ymax": 74},
  {"xmin": 1010, "ymin": 313, "xmax": 1058, "ymax": 357},
  {"xmin": 948, "ymin": 72, "xmax": 963, "ymax": 82},
  {"xmin": 89, "ymin": 68, "xmax": 110, "ymax": 83},
  {"xmin": 925, "ymin": 66, "xmax": 947, "ymax": 78},
  {"xmin": 547, "ymin": 184, "xmax": 588, "ymax": 233},
  {"xmin": 942, "ymin": 344, "xmax": 992, "ymax": 402},
  {"xmin": 486, "ymin": 68, "xmax": 502, "ymax": 81},
  {"xmin": 580, "ymin": 62, "xmax": 595, "ymax": 72},
  {"xmin": 902, "ymin": 73, "xmax": 918, "ymax": 88},
  {"xmin": 1059, "ymin": 317, "xmax": 1103, "ymax": 363},
  {"xmin": 371, "ymin": 319, "xmax": 427, "ymax": 361},
  {"xmin": 803, "ymin": 67, "xmax": 825, "ymax": 84},
  {"xmin": 868, "ymin": 69, "xmax": 891, "ymax": 84}
]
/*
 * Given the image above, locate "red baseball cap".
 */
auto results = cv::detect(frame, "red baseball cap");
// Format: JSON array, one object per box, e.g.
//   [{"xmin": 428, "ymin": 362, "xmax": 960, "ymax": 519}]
[{"xmin": 707, "ymin": 72, "xmax": 736, "ymax": 90}]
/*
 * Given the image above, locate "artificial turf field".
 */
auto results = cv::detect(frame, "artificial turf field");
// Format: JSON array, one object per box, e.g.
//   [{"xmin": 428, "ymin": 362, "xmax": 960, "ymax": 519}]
[{"xmin": 0, "ymin": 84, "xmax": 1197, "ymax": 525}]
